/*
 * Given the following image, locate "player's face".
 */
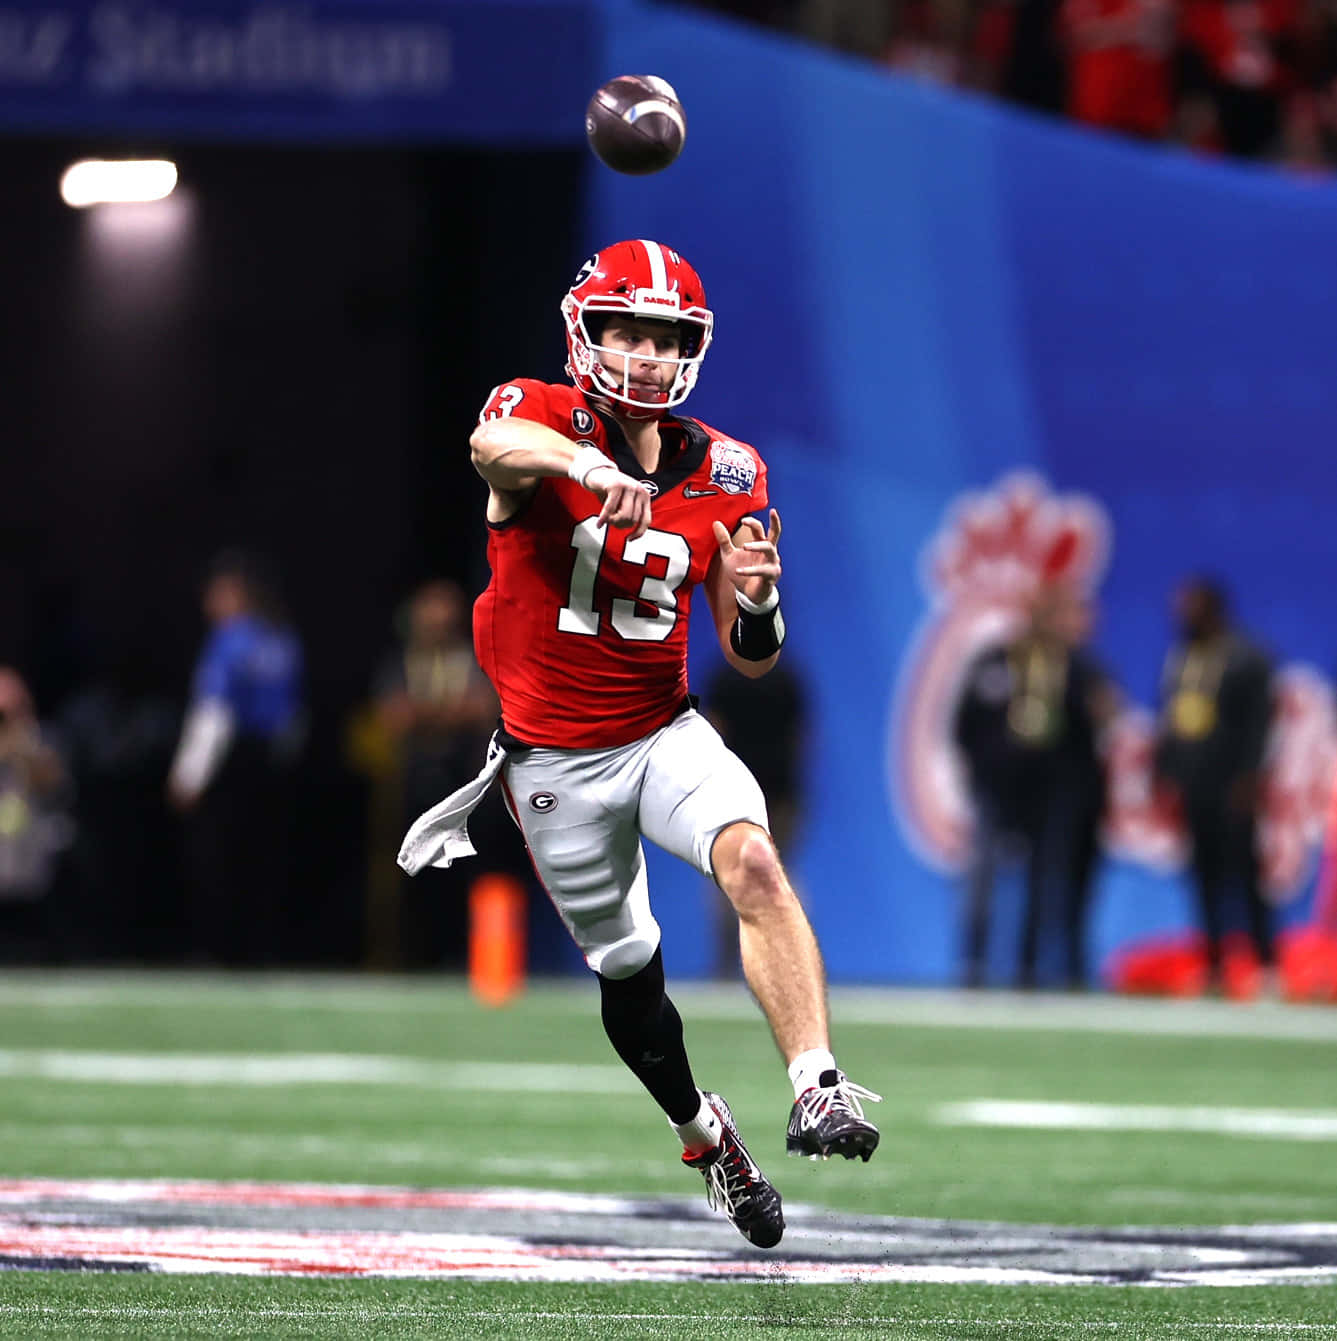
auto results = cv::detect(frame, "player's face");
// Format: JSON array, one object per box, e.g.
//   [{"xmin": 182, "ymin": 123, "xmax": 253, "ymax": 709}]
[
  {"xmin": 203, "ymin": 574, "xmax": 247, "ymax": 625},
  {"xmin": 595, "ymin": 316, "xmax": 681, "ymax": 396},
  {"xmin": 412, "ymin": 583, "xmax": 462, "ymax": 646}
]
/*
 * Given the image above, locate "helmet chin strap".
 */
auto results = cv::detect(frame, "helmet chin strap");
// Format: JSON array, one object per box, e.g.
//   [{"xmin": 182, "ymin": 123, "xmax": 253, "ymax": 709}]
[
  {"xmin": 592, "ymin": 356, "xmax": 673, "ymax": 418},
  {"xmin": 619, "ymin": 402, "xmax": 669, "ymax": 422},
  {"xmin": 588, "ymin": 385, "xmax": 669, "ymax": 422}
]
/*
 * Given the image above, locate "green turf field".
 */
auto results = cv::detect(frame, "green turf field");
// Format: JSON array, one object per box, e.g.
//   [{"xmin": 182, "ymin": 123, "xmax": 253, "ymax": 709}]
[{"xmin": 2, "ymin": 972, "xmax": 1335, "ymax": 1337}]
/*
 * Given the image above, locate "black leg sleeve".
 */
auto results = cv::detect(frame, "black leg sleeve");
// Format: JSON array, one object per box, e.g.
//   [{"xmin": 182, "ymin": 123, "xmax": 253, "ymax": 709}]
[{"xmin": 598, "ymin": 947, "xmax": 701, "ymax": 1124}]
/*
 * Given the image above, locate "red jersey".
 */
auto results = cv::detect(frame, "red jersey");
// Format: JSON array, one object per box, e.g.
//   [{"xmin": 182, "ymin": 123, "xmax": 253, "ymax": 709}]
[
  {"xmin": 473, "ymin": 379, "xmax": 769, "ymax": 750},
  {"xmin": 1062, "ymin": 0, "xmax": 1174, "ymax": 138}
]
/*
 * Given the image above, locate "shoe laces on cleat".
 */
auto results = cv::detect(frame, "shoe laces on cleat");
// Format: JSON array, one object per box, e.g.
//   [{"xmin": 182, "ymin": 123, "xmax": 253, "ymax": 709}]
[
  {"xmin": 792, "ymin": 1072, "xmax": 883, "ymax": 1135},
  {"xmin": 787, "ymin": 1070, "xmax": 883, "ymax": 1161},
  {"xmin": 684, "ymin": 1092, "xmax": 784, "ymax": 1248}
]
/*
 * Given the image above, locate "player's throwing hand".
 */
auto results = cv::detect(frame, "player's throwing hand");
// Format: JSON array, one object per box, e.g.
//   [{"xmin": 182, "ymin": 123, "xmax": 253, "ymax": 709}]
[
  {"xmin": 712, "ymin": 508, "xmax": 782, "ymax": 608},
  {"xmin": 590, "ymin": 466, "xmax": 654, "ymax": 541}
]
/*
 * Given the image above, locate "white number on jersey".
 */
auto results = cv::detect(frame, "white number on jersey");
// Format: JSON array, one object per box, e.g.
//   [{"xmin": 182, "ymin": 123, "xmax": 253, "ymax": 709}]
[
  {"xmin": 480, "ymin": 384, "xmax": 525, "ymax": 422},
  {"xmin": 557, "ymin": 519, "xmax": 691, "ymax": 643}
]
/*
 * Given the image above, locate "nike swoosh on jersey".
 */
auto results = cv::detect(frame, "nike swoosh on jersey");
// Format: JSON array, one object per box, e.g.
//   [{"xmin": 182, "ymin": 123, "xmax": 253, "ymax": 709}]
[{"xmin": 682, "ymin": 486, "xmax": 719, "ymax": 498}]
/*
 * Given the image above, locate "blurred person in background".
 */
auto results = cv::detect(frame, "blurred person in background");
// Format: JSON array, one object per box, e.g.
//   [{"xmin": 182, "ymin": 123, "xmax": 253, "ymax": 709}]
[
  {"xmin": 0, "ymin": 667, "xmax": 72, "ymax": 961},
  {"xmin": 1154, "ymin": 576, "xmax": 1275, "ymax": 989},
  {"xmin": 683, "ymin": 0, "xmax": 800, "ymax": 33},
  {"xmin": 58, "ymin": 641, "xmax": 181, "ymax": 962},
  {"xmin": 1277, "ymin": 0, "xmax": 1337, "ymax": 170},
  {"xmin": 168, "ymin": 550, "xmax": 305, "ymax": 966},
  {"xmin": 1060, "ymin": 0, "xmax": 1175, "ymax": 138},
  {"xmin": 371, "ymin": 579, "xmax": 497, "ymax": 969},
  {"xmin": 797, "ymin": 0, "xmax": 896, "ymax": 57},
  {"xmin": 1002, "ymin": 0, "xmax": 1069, "ymax": 114},
  {"xmin": 883, "ymin": 0, "xmax": 975, "ymax": 85},
  {"xmin": 1179, "ymin": 0, "xmax": 1302, "ymax": 157},
  {"xmin": 703, "ymin": 659, "xmax": 809, "ymax": 979},
  {"xmin": 1053, "ymin": 590, "xmax": 1117, "ymax": 988},
  {"xmin": 953, "ymin": 583, "xmax": 1113, "ymax": 989}
]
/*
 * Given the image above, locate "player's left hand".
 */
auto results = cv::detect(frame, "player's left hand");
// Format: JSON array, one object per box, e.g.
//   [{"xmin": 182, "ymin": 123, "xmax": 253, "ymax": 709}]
[{"xmin": 712, "ymin": 509, "xmax": 782, "ymax": 607}]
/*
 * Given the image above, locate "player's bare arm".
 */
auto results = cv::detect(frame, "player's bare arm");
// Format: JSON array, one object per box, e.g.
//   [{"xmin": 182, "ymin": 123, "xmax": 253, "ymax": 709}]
[
  {"xmin": 706, "ymin": 509, "xmax": 784, "ymax": 678},
  {"xmin": 469, "ymin": 416, "xmax": 653, "ymax": 537}
]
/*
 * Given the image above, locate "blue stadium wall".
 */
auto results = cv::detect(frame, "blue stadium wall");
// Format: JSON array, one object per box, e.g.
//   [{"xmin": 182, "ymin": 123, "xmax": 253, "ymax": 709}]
[{"xmin": 590, "ymin": 4, "xmax": 1337, "ymax": 984}]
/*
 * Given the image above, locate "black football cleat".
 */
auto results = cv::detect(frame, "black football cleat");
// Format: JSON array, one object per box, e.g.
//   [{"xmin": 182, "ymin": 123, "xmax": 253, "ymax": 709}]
[
  {"xmin": 786, "ymin": 1070, "xmax": 882, "ymax": 1162},
  {"xmin": 683, "ymin": 1091, "xmax": 785, "ymax": 1248}
]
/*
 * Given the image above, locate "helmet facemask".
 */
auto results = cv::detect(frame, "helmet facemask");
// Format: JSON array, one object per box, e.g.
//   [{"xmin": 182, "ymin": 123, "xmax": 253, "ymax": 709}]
[{"xmin": 562, "ymin": 289, "xmax": 713, "ymax": 420}]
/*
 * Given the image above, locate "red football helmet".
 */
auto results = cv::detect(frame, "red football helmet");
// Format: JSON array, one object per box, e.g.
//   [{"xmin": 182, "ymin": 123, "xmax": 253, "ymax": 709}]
[{"xmin": 561, "ymin": 239, "xmax": 713, "ymax": 418}]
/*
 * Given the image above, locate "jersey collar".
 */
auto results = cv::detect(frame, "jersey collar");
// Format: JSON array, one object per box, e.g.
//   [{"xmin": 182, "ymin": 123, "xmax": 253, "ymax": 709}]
[{"xmin": 589, "ymin": 402, "xmax": 710, "ymax": 496}]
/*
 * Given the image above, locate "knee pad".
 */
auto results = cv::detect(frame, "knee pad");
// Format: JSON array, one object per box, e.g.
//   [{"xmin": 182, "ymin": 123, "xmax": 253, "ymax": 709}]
[{"xmin": 590, "ymin": 925, "xmax": 661, "ymax": 980}]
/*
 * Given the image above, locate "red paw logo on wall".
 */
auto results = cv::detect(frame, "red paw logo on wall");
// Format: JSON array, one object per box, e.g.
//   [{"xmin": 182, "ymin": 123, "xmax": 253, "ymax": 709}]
[
  {"xmin": 889, "ymin": 473, "xmax": 1337, "ymax": 933},
  {"xmin": 890, "ymin": 473, "xmax": 1109, "ymax": 870}
]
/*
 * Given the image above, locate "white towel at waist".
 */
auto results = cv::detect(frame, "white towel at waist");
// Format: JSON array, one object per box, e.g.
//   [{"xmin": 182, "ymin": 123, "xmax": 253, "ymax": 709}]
[{"xmin": 397, "ymin": 732, "xmax": 508, "ymax": 875}]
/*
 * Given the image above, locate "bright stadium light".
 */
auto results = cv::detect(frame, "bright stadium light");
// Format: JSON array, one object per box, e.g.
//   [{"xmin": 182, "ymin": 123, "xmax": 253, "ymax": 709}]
[{"xmin": 60, "ymin": 159, "xmax": 178, "ymax": 208}]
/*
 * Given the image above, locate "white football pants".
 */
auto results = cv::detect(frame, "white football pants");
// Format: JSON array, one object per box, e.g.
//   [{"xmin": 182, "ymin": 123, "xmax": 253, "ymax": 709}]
[{"xmin": 500, "ymin": 709, "xmax": 768, "ymax": 979}]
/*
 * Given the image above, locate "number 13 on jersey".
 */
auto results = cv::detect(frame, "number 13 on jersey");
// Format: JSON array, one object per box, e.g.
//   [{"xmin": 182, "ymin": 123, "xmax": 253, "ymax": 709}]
[{"xmin": 558, "ymin": 518, "xmax": 691, "ymax": 643}]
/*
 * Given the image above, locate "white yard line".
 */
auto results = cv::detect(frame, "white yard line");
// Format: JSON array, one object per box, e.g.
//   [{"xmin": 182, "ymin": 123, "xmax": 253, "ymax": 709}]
[
  {"xmin": 939, "ymin": 1099, "xmax": 1337, "ymax": 1140},
  {"xmin": 0, "ymin": 1048, "xmax": 630, "ymax": 1091}
]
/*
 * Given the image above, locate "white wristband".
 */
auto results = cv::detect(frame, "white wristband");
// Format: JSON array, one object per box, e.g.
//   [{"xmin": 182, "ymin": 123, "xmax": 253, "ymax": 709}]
[
  {"xmin": 736, "ymin": 586, "xmax": 779, "ymax": 615},
  {"xmin": 567, "ymin": 444, "xmax": 613, "ymax": 490}
]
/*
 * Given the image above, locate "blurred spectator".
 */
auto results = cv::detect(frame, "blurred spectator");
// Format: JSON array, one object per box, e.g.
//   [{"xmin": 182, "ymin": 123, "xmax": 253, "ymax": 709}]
[
  {"xmin": 1179, "ymin": 0, "xmax": 1302, "ymax": 157},
  {"xmin": 679, "ymin": 0, "xmax": 801, "ymax": 31},
  {"xmin": 1053, "ymin": 591, "xmax": 1118, "ymax": 986},
  {"xmin": 703, "ymin": 660, "xmax": 809, "ymax": 978},
  {"xmin": 684, "ymin": 0, "xmax": 1337, "ymax": 170},
  {"xmin": 1154, "ymin": 577, "xmax": 1275, "ymax": 987},
  {"xmin": 1281, "ymin": 0, "xmax": 1337, "ymax": 168},
  {"xmin": 1061, "ymin": 0, "xmax": 1176, "ymax": 137},
  {"xmin": 0, "ymin": 667, "xmax": 72, "ymax": 961},
  {"xmin": 369, "ymin": 579, "xmax": 497, "ymax": 969},
  {"xmin": 967, "ymin": 0, "xmax": 1025, "ymax": 94},
  {"xmin": 797, "ymin": 0, "xmax": 897, "ymax": 57},
  {"xmin": 953, "ymin": 584, "xmax": 1112, "ymax": 988},
  {"xmin": 168, "ymin": 550, "xmax": 305, "ymax": 966},
  {"xmin": 58, "ymin": 644, "xmax": 182, "ymax": 962},
  {"xmin": 885, "ymin": 0, "xmax": 975, "ymax": 83},
  {"xmin": 1002, "ymin": 0, "xmax": 1070, "ymax": 113}
]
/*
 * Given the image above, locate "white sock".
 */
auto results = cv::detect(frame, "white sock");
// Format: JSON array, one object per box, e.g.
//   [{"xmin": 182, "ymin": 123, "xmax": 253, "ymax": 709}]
[
  {"xmin": 787, "ymin": 1048, "xmax": 837, "ymax": 1100},
  {"xmin": 670, "ymin": 1091, "xmax": 722, "ymax": 1155}
]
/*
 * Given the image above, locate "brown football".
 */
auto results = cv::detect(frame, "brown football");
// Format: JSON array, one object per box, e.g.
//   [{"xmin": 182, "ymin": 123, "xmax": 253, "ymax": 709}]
[{"xmin": 585, "ymin": 75, "xmax": 686, "ymax": 176}]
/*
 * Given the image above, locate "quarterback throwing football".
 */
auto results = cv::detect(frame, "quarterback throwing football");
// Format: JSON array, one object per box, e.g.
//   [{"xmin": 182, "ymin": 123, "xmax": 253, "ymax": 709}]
[{"xmin": 400, "ymin": 239, "xmax": 878, "ymax": 1248}]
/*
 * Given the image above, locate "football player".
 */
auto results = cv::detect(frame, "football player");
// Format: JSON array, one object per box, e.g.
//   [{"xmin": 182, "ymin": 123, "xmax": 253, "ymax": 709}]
[{"xmin": 400, "ymin": 240, "xmax": 879, "ymax": 1248}]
